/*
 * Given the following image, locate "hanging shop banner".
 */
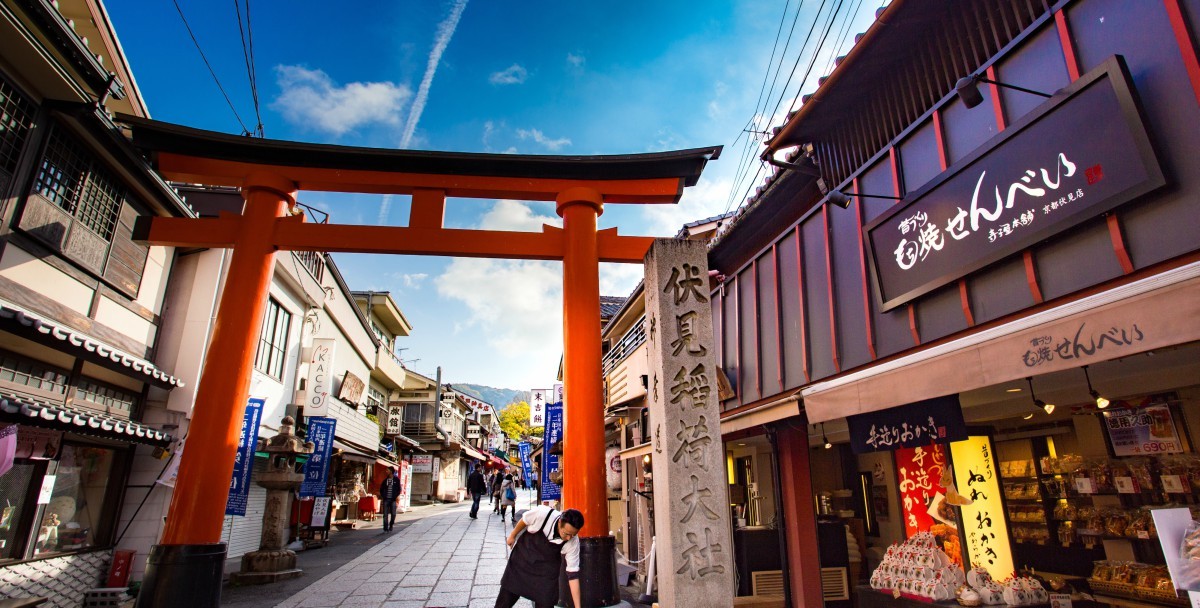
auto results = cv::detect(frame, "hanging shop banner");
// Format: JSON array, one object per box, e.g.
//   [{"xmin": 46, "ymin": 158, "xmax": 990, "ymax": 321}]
[
  {"xmin": 0, "ymin": 425, "xmax": 15, "ymax": 477},
  {"xmin": 385, "ymin": 403, "xmax": 403, "ymax": 436},
  {"xmin": 530, "ymin": 388, "xmax": 548, "ymax": 428},
  {"xmin": 411, "ymin": 454, "xmax": 433, "ymax": 473},
  {"xmin": 226, "ymin": 397, "xmax": 266, "ymax": 516},
  {"xmin": 951, "ymin": 435, "xmax": 1014, "ymax": 581},
  {"xmin": 156, "ymin": 440, "xmax": 185, "ymax": 488},
  {"xmin": 1, "ymin": 425, "xmax": 63, "ymax": 460},
  {"xmin": 894, "ymin": 444, "xmax": 948, "ymax": 535},
  {"xmin": 518, "ymin": 441, "xmax": 533, "ymax": 485},
  {"xmin": 310, "ymin": 496, "xmax": 331, "ymax": 527},
  {"xmin": 305, "ymin": 339, "xmax": 336, "ymax": 417},
  {"xmin": 1103, "ymin": 403, "xmax": 1184, "ymax": 456},
  {"xmin": 300, "ymin": 417, "xmax": 337, "ymax": 498},
  {"xmin": 847, "ymin": 395, "xmax": 966, "ymax": 454},
  {"xmin": 554, "ymin": 383, "xmax": 564, "ymax": 406},
  {"xmin": 541, "ymin": 400, "xmax": 563, "ymax": 501},
  {"xmin": 863, "ymin": 56, "xmax": 1164, "ymax": 311},
  {"xmin": 338, "ymin": 371, "xmax": 365, "ymax": 405}
]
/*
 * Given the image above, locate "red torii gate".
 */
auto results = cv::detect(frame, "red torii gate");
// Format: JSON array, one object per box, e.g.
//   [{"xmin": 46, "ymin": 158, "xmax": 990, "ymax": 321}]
[{"xmin": 120, "ymin": 116, "xmax": 719, "ymax": 606}]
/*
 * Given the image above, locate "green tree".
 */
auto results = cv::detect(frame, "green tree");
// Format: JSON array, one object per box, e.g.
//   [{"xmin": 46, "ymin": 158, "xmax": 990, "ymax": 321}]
[{"xmin": 498, "ymin": 401, "xmax": 543, "ymax": 441}]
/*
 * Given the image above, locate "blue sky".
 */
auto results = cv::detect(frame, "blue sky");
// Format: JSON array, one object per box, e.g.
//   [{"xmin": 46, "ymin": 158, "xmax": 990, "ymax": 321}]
[{"xmin": 106, "ymin": 0, "xmax": 886, "ymax": 390}]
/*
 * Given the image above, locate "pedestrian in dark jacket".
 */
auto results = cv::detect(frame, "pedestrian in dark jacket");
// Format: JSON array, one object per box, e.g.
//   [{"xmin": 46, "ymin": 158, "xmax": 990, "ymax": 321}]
[
  {"xmin": 379, "ymin": 467, "xmax": 401, "ymax": 532},
  {"xmin": 491, "ymin": 470, "xmax": 504, "ymax": 513},
  {"xmin": 467, "ymin": 467, "xmax": 487, "ymax": 518}
]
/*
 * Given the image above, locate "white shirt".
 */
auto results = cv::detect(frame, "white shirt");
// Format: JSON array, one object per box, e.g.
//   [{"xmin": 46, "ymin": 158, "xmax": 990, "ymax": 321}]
[{"xmin": 521, "ymin": 506, "xmax": 580, "ymax": 573}]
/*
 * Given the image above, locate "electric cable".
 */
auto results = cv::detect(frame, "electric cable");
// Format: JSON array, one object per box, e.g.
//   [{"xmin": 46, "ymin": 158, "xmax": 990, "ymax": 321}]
[
  {"xmin": 172, "ymin": 0, "xmax": 251, "ymax": 135},
  {"xmin": 233, "ymin": 0, "xmax": 264, "ymax": 136}
]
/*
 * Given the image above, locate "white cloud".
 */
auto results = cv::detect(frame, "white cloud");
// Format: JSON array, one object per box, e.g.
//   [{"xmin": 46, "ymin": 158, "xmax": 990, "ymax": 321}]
[
  {"xmin": 489, "ymin": 64, "xmax": 528, "ymax": 85},
  {"xmin": 566, "ymin": 53, "xmax": 585, "ymax": 68},
  {"xmin": 434, "ymin": 200, "xmax": 565, "ymax": 376},
  {"xmin": 516, "ymin": 128, "xmax": 571, "ymax": 152},
  {"xmin": 708, "ymin": 81, "xmax": 729, "ymax": 120},
  {"xmin": 392, "ymin": 272, "xmax": 429, "ymax": 289},
  {"xmin": 599, "ymin": 263, "xmax": 643, "ymax": 298},
  {"xmin": 641, "ymin": 175, "xmax": 733, "ymax": 237},
  {"xmin": 271, "ymin": 66, "xmax": 409, "ymax": 136}
]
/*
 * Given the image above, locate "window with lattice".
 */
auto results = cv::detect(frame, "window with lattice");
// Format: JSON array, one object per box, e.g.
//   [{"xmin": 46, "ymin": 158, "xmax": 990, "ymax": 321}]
[
  {"xmin": 254, "ymin": 298, "xmax": 291, "ymax": 380},
  {"xmin": 33, "ymin": 125, "xmax": 122, "ymax": 240},
  {"xmin": 0, "ymin": 75, "xmax": 35, "ymax": 178}
]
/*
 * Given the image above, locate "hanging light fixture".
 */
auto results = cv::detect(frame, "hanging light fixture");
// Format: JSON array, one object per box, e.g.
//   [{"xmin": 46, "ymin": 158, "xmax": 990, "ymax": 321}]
[
  {"xmin": 821, "ymin": 422, "xmax": 832, "ymax": 449},
  {"xmin": 1083, "ymin": 365, "xmax": 1110, "ymax": 409},
  {"xmin": 1026, "ymin": 377, "xmax": 1055, "ymax": 416}
]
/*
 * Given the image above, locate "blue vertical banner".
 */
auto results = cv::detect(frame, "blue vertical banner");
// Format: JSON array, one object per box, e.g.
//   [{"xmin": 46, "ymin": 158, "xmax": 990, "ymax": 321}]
[
  {"xmin": 225, "ymin": 397, "xmax": 265, "ymax": 516},
  {"xmin": 300, "ymin": 417, "xmax": 337, "ymax": 498},
  {"xmin": 518, "ymin": 441, "xmax": 533, "ymax": 485},
  {"xmin": 541, "ymin": 400, "xmax": 563, "ymax": 501}
]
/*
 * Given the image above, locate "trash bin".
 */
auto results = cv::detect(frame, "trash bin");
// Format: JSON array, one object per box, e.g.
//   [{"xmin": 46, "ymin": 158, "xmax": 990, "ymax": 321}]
[{"xmin": 135, "ymin": 544, "xmax": 226, "ymax": 608}]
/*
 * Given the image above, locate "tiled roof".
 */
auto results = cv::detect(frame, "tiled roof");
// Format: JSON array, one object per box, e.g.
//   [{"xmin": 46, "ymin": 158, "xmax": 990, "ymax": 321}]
[
  {"xmin": 600, "ymin": 296, "xmax": 627, "ymax": 320},
  {"xmin": 0, "ymin": 390, "xmax": 173, "ymax": 447},
  {"xmin": 0, "ymin": 304, "xmax": 183, "ymax": 389}
]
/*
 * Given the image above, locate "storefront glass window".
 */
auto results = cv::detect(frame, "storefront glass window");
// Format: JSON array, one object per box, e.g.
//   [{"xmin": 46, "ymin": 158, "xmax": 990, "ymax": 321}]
[
  {"xmin": 0, "ymin": 462, "xmax": 37, "ymax": 561},
  {"xmin": 34, "ymin": 444, "xmax": 115, "ymax": 557}
]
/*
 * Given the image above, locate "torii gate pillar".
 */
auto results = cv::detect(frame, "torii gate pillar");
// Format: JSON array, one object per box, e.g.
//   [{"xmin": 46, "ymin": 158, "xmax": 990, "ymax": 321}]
[{"xmin": 558, "ymin": 187, "xmax": 622, "ymax": 605}]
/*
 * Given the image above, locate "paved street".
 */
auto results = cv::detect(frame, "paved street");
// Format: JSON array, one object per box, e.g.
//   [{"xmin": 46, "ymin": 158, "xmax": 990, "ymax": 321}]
[{"xmin": 263, "ymin": 490, "xmax": 542, "ymax": 608}]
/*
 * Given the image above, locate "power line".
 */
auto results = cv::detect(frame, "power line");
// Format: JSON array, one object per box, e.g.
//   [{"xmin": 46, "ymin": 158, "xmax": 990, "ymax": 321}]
[
  {"xmin": 172, "ymin": 0, "xmax": 251, "ymax": 135},
  {"xmin": 233, "ymin": 0, "xmax": 264, "ymax": 136}
]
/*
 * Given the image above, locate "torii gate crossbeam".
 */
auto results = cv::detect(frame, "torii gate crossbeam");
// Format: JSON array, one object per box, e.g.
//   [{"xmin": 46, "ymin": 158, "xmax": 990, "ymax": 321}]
[{"xmin": 119, "ymin": 115, "xmax": 719, "ymax": 608}]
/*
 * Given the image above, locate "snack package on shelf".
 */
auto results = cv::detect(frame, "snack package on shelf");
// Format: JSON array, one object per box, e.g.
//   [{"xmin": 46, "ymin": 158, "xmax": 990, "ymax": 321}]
[{"xmin": 1176, "ymin": 520, "xmax": 1200, "ymax": 591}]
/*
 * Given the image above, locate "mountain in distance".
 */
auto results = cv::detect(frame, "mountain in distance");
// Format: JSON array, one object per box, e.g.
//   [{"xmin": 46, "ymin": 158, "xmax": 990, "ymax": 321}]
[{"xmin": 452, "ymin": 384, "xmax": 529, "ymax": 410}]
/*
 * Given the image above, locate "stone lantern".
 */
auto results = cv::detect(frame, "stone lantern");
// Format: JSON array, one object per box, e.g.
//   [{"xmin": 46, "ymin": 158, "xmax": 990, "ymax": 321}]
[{"xmin": 231, "ymin": 416, "xmax": 314, "ymax": 584}]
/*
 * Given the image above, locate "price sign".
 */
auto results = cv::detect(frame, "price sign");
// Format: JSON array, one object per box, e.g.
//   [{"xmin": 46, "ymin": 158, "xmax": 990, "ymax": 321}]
[
  {"xmin": 1075, "ymin": 478, "xmax": 1095, "ymax": 494},
  {"xmin": 1162, "ymin": 474, "xmax": 1188, "ymax": 493},
  {"xmin": 1137, "ymin": 531, "xmax": 1151, "ymax": 539},
  {"xmin": 1050, "ymin": 593, "xmax": 1073, "ymax": 608},
  {"xmin": 1114, "ymin": 476, "xmax": 1136, "ymax": 494}
]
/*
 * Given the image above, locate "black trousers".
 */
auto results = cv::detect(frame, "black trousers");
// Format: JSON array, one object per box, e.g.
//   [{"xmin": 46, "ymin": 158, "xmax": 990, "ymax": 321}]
[{"xmin": 494, "ymin": 587, "xmax": 553, "ymax": 608}]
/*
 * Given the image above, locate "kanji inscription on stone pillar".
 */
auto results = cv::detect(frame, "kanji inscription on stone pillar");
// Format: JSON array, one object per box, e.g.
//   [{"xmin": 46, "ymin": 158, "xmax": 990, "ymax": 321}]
[{"xmin": 643, "ymin": 239, "xmax": 734, "ymax": 605}]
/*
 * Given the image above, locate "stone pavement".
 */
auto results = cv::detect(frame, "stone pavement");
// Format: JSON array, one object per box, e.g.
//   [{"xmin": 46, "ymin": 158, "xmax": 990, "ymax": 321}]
[{"xmin": 272, "ymin": 488, "xmax": 542, "ymax": 608}]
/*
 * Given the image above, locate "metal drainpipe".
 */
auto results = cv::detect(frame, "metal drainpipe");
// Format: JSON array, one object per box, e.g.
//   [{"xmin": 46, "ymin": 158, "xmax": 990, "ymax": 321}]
[
  {"xmin": 766, "ymin": 425, "xmax": 794, "ymax": 608},
  {"xmin": 433, "ymin": 366, "xmax": 450, "ymax": 447}
]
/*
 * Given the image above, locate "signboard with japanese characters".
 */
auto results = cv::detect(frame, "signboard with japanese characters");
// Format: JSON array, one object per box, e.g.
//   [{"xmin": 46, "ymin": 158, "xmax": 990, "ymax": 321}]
[
  {"xmin": 644, "ymin": 239, "xmax": 734, "ymax": 607},
  {"xmin": 863, "ymin": 57, "xmax": 1163, "ymax": 311},
  {"xmin": 226, "ymin": 397, "xmax": 265, "ymax": 516},
  {"xmin": 951, "ymin": 435, "xmax": 1014, "ymax": 581},
  {"xmin": 894, "ymin": 443, "xmax": 963, "ymax": 568},
  {"xmin": 299, "ymin": 417, "xmax": 336, "ymax": 497},
  {"xmin": 846, "ymin": 395, "xmax": 967, "ymax": 454},
  {"xmin": 541, "ymin": 400, "xmax": 563, "ymax": 501},
  {"xmin": 411, "ymin": 454, "xmax": 433, "ymax": 473},
  {"xmin": 385, "ymin": 403, "xmax": 403, "ymax": 435},
  {"xmin": 338, "ymin": 371, "xmax": 365, "ymax": 405},
  {"xmin": 305, "ymin": 339, "xmax": 336, "ymax": 417},
  {"xmin": 1103, "ymin": 403, "xmax": 1183, "ymax": 456},
  {"xmin": 529, "ymin": 388, "xmax": 548, "ymax": 427}
]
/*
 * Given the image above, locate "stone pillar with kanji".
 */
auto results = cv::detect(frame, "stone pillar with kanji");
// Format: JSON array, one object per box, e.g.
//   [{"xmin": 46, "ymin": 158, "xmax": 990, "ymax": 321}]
[{"xmin": 643, "ymin": 239, "xmax": 734, "ymax": 605}]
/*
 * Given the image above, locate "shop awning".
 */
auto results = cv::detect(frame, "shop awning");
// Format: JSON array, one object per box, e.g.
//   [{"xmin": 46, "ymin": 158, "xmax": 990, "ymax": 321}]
[
  {"xmin": 720, "ymin": 391, "xmax": 802, "ymax": 435},
  {"xmin": 0, "ymin": 390, "xmax": 173, "ymax": 447},
  {"xmin": 462, "ymin": 445, "xmax": 487, "ymax": 461},
  {"xmin": 488, "ymin": 454, "xmax": 508, "ymax": 468},
  {"xmin": 0, "ymin": 303, "xmax": 184, "ymax": 390},
  {"xmin": 391, "ymin": 433, "xmax": 422, "ymax": 450},
  {"xmin": 801, "ymin": 263, "xmax": 1200, "ymax": 424},
  {"xmin": 333, "ymin": 439, "xmax": 378, "ymax": 464}
]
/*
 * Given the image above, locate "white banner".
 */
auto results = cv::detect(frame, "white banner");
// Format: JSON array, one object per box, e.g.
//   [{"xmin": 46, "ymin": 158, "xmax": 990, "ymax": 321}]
[
  {"xmin": 530, "ymin": 388, "xmax": 548, "ymax": 428},
  {"xmin": 553, "ymin": 382, "xmax": 563, "ymax": 405},
  {"xmin": 306, "ymin": 339, "xmax": 336, "ymax": 417}
]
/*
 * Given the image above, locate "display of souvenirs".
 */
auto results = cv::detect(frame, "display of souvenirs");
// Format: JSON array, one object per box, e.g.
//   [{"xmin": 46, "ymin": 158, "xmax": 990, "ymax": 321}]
[
  {"xmin": 1007, "ymin": 506, "xmax": 1046, "ymax": 523},
  {"xmin": 869, "ymin": 531, "xmax": 966, "ymax": 601},
  {"xmin": 1000, "ymin": 460, "xmax": 1037, "ymax": 478},
  {"xmin": 1003, "ymin": 482, "xmax": 1040, "ymax": 500},
  {"xmin": 1092, "ymin": 560, "xmax": 1178, "ymax": 596},
  {"xmin": 1178, "ymin": 523, "xmax": 1200, "ymax": 590},
  {"xmin": 1010, "ymin": 524, "xmax": 1050, "ymax": 543}
]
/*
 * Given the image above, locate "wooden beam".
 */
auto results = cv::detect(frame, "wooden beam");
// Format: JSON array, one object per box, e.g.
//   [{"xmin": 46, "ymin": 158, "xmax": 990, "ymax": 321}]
[{"xmin": 154, "ymin": 153, "xmax": 685, "ymax": 203}]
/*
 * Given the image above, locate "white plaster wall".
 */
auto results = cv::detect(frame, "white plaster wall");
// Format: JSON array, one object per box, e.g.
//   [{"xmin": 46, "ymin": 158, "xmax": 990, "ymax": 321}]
[
  {"xmin": 0, "ymin": 245, "xmax": 94, "ymax": 315},
  {"xmin": 153, "ymin": 249, "xmax": 228, "ymax": 415},
  {"xmin": 95, "ymin": 296, "xmax": 156, "ymax": 346},
  {"xmin": 133, "ymin": 245, "xmax": 174, "ymax": 313}
]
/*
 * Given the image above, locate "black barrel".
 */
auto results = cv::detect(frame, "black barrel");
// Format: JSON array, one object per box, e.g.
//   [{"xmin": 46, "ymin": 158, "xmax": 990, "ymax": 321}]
[
  {"xmin": 563, "ymin": 535, "xmax": 619, "ymax": 607},
  {"xmin": 135, "ymin": 543, "xmax": 227, "ymax": 608}
]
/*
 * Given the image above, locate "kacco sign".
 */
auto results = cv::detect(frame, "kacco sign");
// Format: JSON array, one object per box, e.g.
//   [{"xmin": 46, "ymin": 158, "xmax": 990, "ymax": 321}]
[
  {"xmin": 864, "ymin": 56, "xmax": 1164, "ymax": 311},
  {"xmin": 305, "ymin": 339, "xmax": 336, "ymax": 417}
]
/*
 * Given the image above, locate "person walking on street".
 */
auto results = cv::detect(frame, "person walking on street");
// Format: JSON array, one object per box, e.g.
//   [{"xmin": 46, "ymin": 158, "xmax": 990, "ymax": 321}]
[
  {"xmin": 467, "ymin": 466, "xmax": 487, "ymax": 519},
  {"xmin": 495, "ymin": 506, "xmax": 584, "ymax": 608},
  {"xmin": 378, "ymin": 467, "xmax": 401, "ymax": 532},
  {"xmin": 499, "ymin": 473, "xmax": 517, "ymax": 523},
  {"xmin": 491, "ymin": 469, "xmax": 504, "ymax": 513}
]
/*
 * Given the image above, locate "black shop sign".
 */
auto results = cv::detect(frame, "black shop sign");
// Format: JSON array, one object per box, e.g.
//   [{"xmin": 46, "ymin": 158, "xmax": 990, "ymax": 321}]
[
  {"xmin": 845, "ymin": 394, "xmax": 967, "ymax": 454},
  {"xmin": 864, "ymin": 55, "xmax": 1165, "ymax": 311}
]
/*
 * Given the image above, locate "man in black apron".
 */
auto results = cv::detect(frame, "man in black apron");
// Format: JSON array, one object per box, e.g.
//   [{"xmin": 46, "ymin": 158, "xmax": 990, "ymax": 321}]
[{"xmin": 496, "ymin": 506, "xmax": 584, "ymax": 608}]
